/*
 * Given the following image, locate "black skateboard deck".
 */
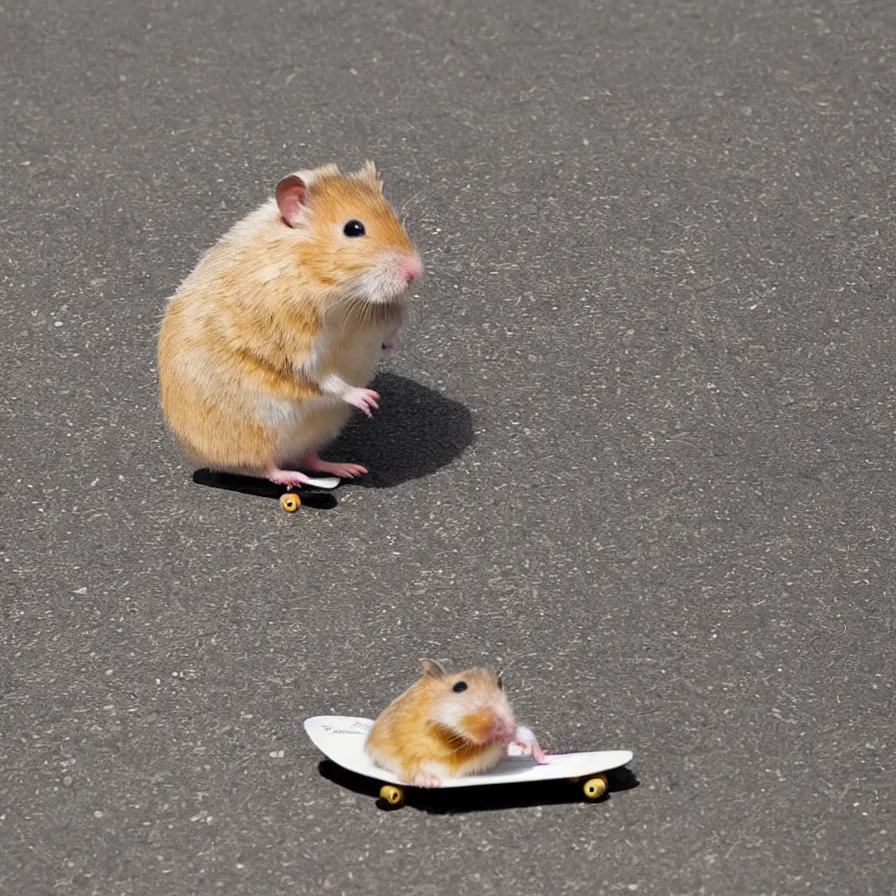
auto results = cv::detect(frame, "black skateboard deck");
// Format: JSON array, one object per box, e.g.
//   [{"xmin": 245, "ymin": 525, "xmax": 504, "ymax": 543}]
[{"xmin": 192, "ymin": 468, "xmax": 338, "ymax": 511}]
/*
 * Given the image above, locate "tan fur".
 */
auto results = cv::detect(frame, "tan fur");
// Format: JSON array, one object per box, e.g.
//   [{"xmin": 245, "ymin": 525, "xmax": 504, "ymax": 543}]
[
  {"xmin": 365, "ymin": 665, "xmax": 516, "ymax": 783},
  {"xmin": 157, "ymin": 162, "xmax": 419, "ymax": 474}
]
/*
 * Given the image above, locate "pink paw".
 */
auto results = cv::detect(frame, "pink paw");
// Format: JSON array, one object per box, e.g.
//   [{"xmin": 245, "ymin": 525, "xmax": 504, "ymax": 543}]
[
  {"xmin": 266, "ymin": 468, "xmax": 311, "ymax": 488},
  {"xmin": 296, "ymin": 452, "xmax": 368, "ymax": 479},
  {"xmin": 319, "ymin": 462, "xmax": 368, "ymax": 479},
  {"xmin": 411, "ymin": 771, "xmax": 442, "ymax": 789},
  {"xmin": 344, "ymin": 387, "xmax": 380, "ymax": 418},
  {"xmin": 511, "ymin": 726, "xmax": 549, "ymax": 764}
]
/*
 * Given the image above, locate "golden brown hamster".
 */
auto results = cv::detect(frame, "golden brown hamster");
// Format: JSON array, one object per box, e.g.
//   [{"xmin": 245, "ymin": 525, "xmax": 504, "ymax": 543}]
[
  {"xmin": 365, "ymin": 660, "xmax": 548, "ymax": 788},
  {"xmin": 157, "ymin": 161, "xmax": 422, "ymax": 485}
]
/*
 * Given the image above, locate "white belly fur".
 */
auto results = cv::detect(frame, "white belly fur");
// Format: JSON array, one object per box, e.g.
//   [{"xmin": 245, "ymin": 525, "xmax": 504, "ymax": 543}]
[{"xmin": 270, "ymin": 318, "xmax": 391, "ymax": 461}]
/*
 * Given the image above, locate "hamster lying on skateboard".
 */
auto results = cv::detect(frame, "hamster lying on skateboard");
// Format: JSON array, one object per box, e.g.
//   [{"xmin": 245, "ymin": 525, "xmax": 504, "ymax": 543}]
[{"xmin": 365, "ymin": 659, "xmax": 548, "ymax": 788}]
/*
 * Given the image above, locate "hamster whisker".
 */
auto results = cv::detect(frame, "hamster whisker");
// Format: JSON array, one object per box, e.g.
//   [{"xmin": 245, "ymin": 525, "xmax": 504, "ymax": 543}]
[
  {"xmin": 398, "ymin": 186, "xmax": 429, "ymax": 221},
  {"xmin": 497, "ymin": 652, "xmax": 539, "ymax": 684},
  {"xmin": 441, "ymin": 730, "xmax": 479, "ymax": 756},
  {"xmin": 328, "ymin": 293, "xmax": 374, "ymax": 336}
]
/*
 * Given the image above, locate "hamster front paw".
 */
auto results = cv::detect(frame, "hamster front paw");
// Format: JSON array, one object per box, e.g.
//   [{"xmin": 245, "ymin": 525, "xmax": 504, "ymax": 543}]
[
  {"xmin": 508, "ymin": 726, "xmax": 548, "ymax": 764},
  {"xmin": 344, "ymin": 387, "xmax": 380, "ymax": 417}
]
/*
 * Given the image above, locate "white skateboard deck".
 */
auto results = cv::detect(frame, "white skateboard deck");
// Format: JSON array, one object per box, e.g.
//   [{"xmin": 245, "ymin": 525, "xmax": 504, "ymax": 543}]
[
  {"xmin": 304, "ymin": 716, "xmax": 633, "ymax": 789},
  {"xmin": 302, "ymin": 475, "xmax": 340, "ymax": 490}
]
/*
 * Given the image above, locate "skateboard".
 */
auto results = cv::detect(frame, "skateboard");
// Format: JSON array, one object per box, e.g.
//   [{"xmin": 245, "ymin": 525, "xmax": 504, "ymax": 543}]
[
  {"xmin": 192, "ymin": 468, "xmax": 340, "ymax": 512},
  {"xmin": 304, "ymin": 715, "xmax": 634, "ymax": 808}
]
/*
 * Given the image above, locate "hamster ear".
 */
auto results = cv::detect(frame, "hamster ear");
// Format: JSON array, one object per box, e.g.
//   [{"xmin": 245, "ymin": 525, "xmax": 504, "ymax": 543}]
[
  {"xmin": 275, "ymin": 174, "xmax": 307, "ymax": 228},
  {"xmin": 420, "ymin": 658, "xmax": 448, "ymax": 678},
  {"xmin": 358, "ymin": 160, "xmax": 384, "ymax": 193}
]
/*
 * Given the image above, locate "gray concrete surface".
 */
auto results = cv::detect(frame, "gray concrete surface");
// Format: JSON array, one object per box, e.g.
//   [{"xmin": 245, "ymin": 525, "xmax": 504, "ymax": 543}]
[{"xmin": 2, "ymin": 0, "xmax": 894, "ymax": 893}]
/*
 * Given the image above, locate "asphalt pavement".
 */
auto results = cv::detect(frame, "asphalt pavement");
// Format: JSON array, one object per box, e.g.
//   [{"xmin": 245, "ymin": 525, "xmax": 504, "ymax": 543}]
[{"xmin": 1, "ymin": 0, "xmax": 894, "ymax": 893}]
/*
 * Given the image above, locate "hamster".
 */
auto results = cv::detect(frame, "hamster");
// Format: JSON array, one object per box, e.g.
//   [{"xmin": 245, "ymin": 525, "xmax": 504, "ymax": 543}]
[
  {"xmin": 157, "ymin": 161, "xmax": 422, "ymax": 486},
  {"xmin": 365, "ymin": 659, "xmax": 548, "ymax": 788}
]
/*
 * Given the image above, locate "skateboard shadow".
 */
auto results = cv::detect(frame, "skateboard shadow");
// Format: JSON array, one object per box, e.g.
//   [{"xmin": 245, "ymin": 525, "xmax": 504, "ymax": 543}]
[
  {"xmin": 325, "ymin": 372, "xmax": 473, "ymax": 488},
  {"xmin": 317, "ymin": 760, "xmax": 639, "ymax": 814}
]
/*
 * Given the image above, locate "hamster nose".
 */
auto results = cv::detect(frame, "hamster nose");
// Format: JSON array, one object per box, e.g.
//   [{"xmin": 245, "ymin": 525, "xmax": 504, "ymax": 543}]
[
  {"xmin": 494, "ymin": 717, "xmax": 516, "ymax": 742},
  {"xmin": 403, "ymin": 255, "xmax": 423, "ymax": 285}
]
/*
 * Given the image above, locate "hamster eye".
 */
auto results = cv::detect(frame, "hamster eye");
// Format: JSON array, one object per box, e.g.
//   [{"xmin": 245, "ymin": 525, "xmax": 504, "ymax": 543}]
[
  {"xmin": 452, "ymin": 681, "xmax": 468, "ymax": 694},
  {"xmin": 497, "ymin": 677, "xmax": 503, "ymax": 690},
  {"xmin": 343, "ymin": 220, "xmax": 366, "ymax": 238}
]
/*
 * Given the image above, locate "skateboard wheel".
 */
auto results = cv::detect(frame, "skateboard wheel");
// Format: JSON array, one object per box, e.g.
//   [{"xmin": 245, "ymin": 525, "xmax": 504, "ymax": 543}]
[
  {"xmin": 583, "ymin": 774, "xmax": 607, "ymax": 800},
  {"xmin": 280, "ymin": 493, "xmax": 301, "ymax": 513},
  {"xmin": 379, "ymin": 784, "xmax": 405, "ymax": 807}
]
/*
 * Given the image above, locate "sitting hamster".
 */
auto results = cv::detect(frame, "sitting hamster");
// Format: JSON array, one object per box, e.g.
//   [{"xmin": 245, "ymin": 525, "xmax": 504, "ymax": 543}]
[
  {"xmin": 157, "ymin": 161, "xmax": 422, "ymax": 485},
  {"xmin": 365, "ymin": 659, "xmax": 548, "ymax": 788}
]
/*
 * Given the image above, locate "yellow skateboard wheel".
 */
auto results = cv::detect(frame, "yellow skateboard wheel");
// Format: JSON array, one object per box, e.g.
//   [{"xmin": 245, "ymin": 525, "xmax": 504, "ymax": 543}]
[
  {"xmin": 280, "ymin": 493, "xmax": 301, "ymax": 513},
  {"xmin": 583, "ymin": 774, "xmax": 607, "ymax": 800},
  {"xmin": 379, "ymin": 784, "xmax": 405, "ymax": 807}
]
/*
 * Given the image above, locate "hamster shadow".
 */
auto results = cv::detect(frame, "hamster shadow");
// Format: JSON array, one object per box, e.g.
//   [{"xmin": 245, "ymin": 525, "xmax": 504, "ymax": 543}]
[
  {"xmin": 327, "ymin": 371, "xmax": 473, "ymax": 488},
  {"xmin": 317, "ymin": 761, "xmax": 639, "ymax": 814}
]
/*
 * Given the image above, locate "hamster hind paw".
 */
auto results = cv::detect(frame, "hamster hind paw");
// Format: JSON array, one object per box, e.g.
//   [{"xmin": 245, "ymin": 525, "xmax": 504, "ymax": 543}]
[
  {"xmin": 265, "ymin": 467, "xmax": 314, "ymax": 488},
  {"xmin": 411, "ymin": 771, "xmax": 443, "ymax": 789},
  {"xmin": 296, "ymin": 451, "xmax": 368, "ymax": 479}
]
